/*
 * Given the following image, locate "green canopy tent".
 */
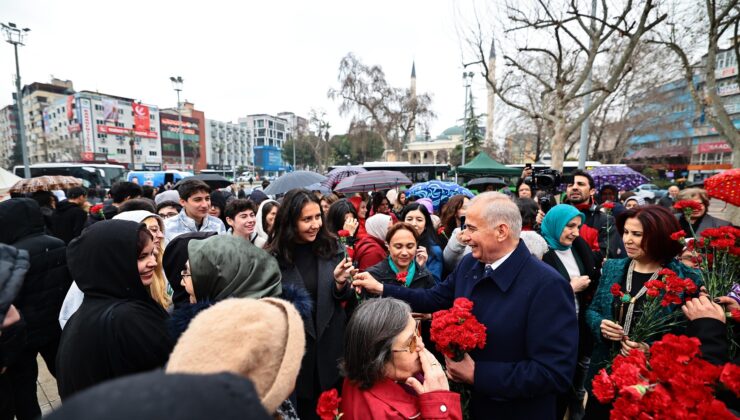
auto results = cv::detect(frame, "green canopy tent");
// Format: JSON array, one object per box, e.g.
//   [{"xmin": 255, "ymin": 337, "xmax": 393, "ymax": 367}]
[{"xmin": 456, "ymin": 152, "xmax": 521, "ymax": 178}]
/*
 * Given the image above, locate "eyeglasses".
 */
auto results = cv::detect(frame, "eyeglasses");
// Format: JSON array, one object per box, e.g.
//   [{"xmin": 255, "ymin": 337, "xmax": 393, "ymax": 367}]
[
  {"xmin": 391, "ymin": 320, "xmax": 421, "ymax": 353},
  {"xmin": 180, "ymin": 270, "xmax": 191, "ymax": 278}
]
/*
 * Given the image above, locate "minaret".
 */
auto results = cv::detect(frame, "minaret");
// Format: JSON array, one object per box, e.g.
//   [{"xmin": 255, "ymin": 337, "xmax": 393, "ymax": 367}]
[
  {"xmin": 485, "ymin": 39, "xmax": 496, "ymax": 146},
  {"xmin": 409, "ymin": 61, "xmax": 417, "ymax": 143}
]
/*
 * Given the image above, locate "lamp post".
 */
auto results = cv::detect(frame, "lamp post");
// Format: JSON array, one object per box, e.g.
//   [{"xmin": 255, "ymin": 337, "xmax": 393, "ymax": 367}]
[
  {"xmin": 461, "ymin": 70, "xmax": 474, "ymax": 166},
  {"xmin": 577, "ymin": 0, "xmax": 598, "ymax": 170},
  {"xmin": 2, "ymin": 22, "xmax": 31, "ymax": 177},
  {"xmin": 169, "ymin": 76, "xmax": 185, "ymax": 170}
]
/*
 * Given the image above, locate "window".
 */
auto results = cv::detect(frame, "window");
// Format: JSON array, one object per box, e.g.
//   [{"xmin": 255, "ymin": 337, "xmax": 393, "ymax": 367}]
[
  {"xmin": 148, "ymin": 151, "xmax": 157, "ymax": 156},
  {"xmin": 134, "ymin": 149, "xmax": 143, "ymax": 156},
  {"xmin": 116, "ymin": 148, "xmax": 127, "ymax": 155},
  {"xmin": 97, "ymin": 133, "xmax": 107, "ymax": 139},
  {"xmin": 98, "ymin": 147, "xmax": 109, "ymax": 154}
]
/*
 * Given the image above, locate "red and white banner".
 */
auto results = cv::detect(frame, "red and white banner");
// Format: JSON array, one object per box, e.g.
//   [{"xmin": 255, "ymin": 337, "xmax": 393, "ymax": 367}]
[
  {"xmin": 80, "ymin": 98, "xmax": 95, "ymax": 155},
  {"xmin": 697, "ymin": 141, "xmax": 732, "ymax": 154},
  {"xmin": 98, "ymin": 125, "xmax": 158, "ymax": 138},
  {"xmin": 133, "ymin": 103, "xmax": 150, "ymax": 132}
]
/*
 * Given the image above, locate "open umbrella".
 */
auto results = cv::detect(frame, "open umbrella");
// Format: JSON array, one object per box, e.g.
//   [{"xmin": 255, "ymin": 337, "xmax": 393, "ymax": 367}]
[
  {"xmin": 334, "ymin": 170, "xmax": 412, "ymax": 193},
  {"xmin": 466, "ymin": 177, "xmax": 507, "ymax": 191},
  {"xmin": 0, "ymin": 167, "xmax": 22, "ymax": 201},
  {"xmin": 10, "ymin": 175, "xmax": 83, "ymax": 194},
  {"xmin": 321, "ymin": 166, "xmax": 367, "ymax": 189},
  {"xmin": 306, "ymin": 182, "xmax": 332, "ymax": 194},
  {"xmin": 176, "ymin": 174, "xmax": 233, "ymax": 190},
  {"xmin": 704, "ymin": 168, "xmax": 740, "ymax": 207},
  {"xmin": 264, "ymin": 171, "xmax": 327, "ymax": 196},
  {"xmin": 405, "ymin": 181, "xmax": 474, "ymax": 212},
  {"xmin": 588, "ymin": 166, "xmax": 649, "ymax": 192}
]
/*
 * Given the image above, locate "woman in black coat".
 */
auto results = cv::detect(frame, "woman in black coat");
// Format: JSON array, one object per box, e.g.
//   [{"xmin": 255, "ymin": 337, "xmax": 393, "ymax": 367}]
[
  {"xmin": 56, "ymin": 220, "xmax": 174, "ymax": 400},
  {"xmin": 266, "ymin": 189, "xmax": 354, "ymax": 420}
]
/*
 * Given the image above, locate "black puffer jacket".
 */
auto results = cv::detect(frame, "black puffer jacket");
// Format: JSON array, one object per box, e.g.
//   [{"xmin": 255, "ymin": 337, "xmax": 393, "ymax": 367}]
[{"xmin": 0, "ymin": 198, "xmax": 72, "ymax": 349}]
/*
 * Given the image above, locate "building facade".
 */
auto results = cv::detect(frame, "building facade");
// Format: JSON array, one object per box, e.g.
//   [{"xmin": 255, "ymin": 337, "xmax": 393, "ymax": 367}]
[
  {"xmin": 239, "ymin": 114, "xmax": 288, "ymax": 177},
  {"xmin": 159, "ymin": 102, "xmax": 206, "ymax": 172},
  {"xmin": 43, "ymin": 91, "xmax": 163, "ymax": 169},
  {"xmin": 20, "ymin": 79, "xmax": 75, "ymax": 164},
  {"xmin": 0, "ymin": 105, "xmax": 18, "ymax": 169},
  {"xmin": 204, "ymin": 119, "xmax": 252, "ymax": 175}
]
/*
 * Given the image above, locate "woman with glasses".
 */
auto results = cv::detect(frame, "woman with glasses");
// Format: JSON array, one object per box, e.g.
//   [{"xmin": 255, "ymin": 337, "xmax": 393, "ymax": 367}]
[{"xmin": 340, "ymin": 298, "xmax": 461, "ymax": 419}]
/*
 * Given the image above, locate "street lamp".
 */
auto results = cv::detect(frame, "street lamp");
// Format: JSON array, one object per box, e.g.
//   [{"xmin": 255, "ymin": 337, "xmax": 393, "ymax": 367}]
[
  {"xmin": 169, "ymin": 76, "xmax": 185, "ymax": 170},
  {"xmin": 461, "ymin": 71, "xmax": 474, "ymax": 166},
  {"xmin": 2, "ymin": 22, "xmax": 31, "ymax": 177}
]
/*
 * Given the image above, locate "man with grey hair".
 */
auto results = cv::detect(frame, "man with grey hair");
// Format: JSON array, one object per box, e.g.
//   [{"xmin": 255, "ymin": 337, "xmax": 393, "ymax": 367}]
[{"xmin": 353, "ymin": 192, "xmax": 578, "ymax": 420}]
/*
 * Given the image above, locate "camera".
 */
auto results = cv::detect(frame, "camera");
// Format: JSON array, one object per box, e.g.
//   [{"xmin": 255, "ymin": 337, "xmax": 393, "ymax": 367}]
[{"xmin": 524, "ymin": 169, "xmax": 573, "ymax": 213}]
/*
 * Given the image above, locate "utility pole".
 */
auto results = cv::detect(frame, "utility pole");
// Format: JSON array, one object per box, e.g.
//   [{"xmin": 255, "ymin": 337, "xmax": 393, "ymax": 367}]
[
  {"xmin": 2, "ymin": 22, "xmax": 31, "ymax": 177},
  {"xmin": 169, "ymin": 76, "xmax": 186, "ymax": 170},
  {"xmin": 578, "ymin": 0, "xmax": 598, "ymax": 170}
]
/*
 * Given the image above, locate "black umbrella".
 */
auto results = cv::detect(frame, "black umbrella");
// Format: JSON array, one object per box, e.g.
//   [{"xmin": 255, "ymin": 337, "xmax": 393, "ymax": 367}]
[
  {"xmin": 175, "ymin": 174, "xmax": 232, "ymax": 190},
  {"xmin": 466, "ymin": 177, "xmax": 507, "ymax": 191},
  {"xmin": 263, "ymin": 171, "xmax": 327, "ymax": 196}
]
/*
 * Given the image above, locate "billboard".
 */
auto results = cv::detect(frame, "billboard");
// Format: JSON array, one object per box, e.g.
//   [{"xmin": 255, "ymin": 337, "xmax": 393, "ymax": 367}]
[
  {"xmin": 254, "ymin": 146, "xmax": 285, "ymax": 171},
  {"xmin": 160, "ymin": 112, "xmax": 201, "ymax": 164},
  {"xmin": 697, "ymin": 141, "xmax": 732, "ymax": 154},
  {"xmin": 79, "ymin": 98, "xmax": 95, "ymax": 160},
  {"xmin": 133, "ymin": 103, "xmax": 150, "ymax": 132}
]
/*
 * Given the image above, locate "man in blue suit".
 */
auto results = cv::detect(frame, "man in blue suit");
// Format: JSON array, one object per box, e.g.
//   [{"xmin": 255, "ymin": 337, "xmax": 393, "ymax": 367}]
[{"xmin": 353, "ymin": 192, "xmax": 578, "ymax": 419}]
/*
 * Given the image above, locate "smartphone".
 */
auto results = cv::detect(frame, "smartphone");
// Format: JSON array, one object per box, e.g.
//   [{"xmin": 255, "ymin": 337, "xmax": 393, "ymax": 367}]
[
  {"xmin": 525, "ymin": 163, "xmax": 532, "ymax": 169},
  {"xmin": 460, "ymin": 215, "xmax": 466, "ymax": 230}
]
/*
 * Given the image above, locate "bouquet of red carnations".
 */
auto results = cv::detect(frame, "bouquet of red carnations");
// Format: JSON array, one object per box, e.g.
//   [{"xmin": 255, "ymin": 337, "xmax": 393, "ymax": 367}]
[
  {"xmin": 610, "ymin": 268, "xmax": 698, "ymax": 345},
  {"xmin": 430, "ymin": 297, "xmax": 487, "ymax": 362},
  {"xmin": 316, "ymin": 388, "xmax": 343, "ymax": 420},
  {"xmin": 592, "ymin": 334, "xmax": 740, "ymax": 420},
  {"xmin": 670, "ymin": 223, "xmax": 740, "ymax": 300}
]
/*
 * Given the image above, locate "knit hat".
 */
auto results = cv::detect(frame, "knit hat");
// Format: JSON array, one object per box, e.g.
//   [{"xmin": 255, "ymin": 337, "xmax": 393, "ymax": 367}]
[
  {"xmin": 155, "ymin": 190, "xmax": 180, "ymax": 206},
  {"xmin": 415, "ymin": 198, "xmax": 434, "ymax": 215},
  {"xmin": 166, "ymin": 298, "xmax": 306, "ymax": 414},
  {"xmin": 386, "ymin": 189, "xmax": 398, "ymax": 206},
  {"xmin": 624, "ymin": 196, "xmax": 645, "ymax": 207}
]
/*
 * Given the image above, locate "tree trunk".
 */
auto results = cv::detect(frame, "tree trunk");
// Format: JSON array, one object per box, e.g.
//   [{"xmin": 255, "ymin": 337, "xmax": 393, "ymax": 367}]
[{"xmin": 550, "ymin": 118, "xmax": 567, "ymax": 172}]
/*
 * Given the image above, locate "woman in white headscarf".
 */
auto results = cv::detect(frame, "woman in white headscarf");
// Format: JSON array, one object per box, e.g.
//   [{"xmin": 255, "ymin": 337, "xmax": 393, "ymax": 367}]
[
  {"xmin": 254, "ymin": 200, "xmax": 279, "ymax": 249},
  {"xmin": 353, "ymin": 213, "xmax": 393, "ymax": 271}
]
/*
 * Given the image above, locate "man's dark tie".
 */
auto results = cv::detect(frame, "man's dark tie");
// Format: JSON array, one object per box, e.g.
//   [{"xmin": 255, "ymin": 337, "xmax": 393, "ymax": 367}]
[{"xmin": 484, "ymin": 264, "xmax": 494, "ymax": 278}]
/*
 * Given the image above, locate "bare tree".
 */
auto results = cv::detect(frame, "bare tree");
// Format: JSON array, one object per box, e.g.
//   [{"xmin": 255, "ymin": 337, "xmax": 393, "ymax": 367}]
[
  {"xmin": 328, "ymin": 53, "xmax": 435, "ymax": 160},
  {"xmin": 461, "ymin": 0, "xmax": 667, "ymax": 171}
]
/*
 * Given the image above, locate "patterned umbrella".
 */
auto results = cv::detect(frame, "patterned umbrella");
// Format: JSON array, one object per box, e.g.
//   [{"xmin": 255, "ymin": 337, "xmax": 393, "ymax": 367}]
[
  {"xmin": 588, "ymin": 166, "xmax": 649, "ymax": 192},
  {"xmin": 321, "ymin": 166, "xmax": 367, "ymax": 189},
  {"xmin": 704, "ymin": 168, "xmax": 740, "ymax": 206},
  {"xmin": 334, "ymin": 170, "xmax": 412, "ymax": 193},
  {"xmin": 406, "ymin": 181, "xmax": 474, "ymax": 211},
  {"xmin": 10, "ymin": 175, "xmax": 83, "ymax": 194},
  {"xmin": 264, "ymin": 171, "xmax": 327, "ymax": 196}
]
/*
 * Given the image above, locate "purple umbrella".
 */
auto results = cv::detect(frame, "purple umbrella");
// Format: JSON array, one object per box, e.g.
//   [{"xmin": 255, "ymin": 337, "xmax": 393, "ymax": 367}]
[
  {"xmin": 321, "ymin": 166, "xmax": 367, "ymax": 189},
  {"xmin": 588, "ymin": 166, "xmax": 649, "ymax": 192}
]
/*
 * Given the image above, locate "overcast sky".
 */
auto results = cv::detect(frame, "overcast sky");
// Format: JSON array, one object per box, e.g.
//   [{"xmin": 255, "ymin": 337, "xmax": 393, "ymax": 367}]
[{"xmin": 1, "ymin": 0, "xmax": 498, "ymax": 139}]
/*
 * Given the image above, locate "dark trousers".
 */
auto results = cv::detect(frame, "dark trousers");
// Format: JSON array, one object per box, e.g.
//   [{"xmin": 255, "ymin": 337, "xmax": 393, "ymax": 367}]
[{"xmin": 1, "ymin": 339, "xmax": 58, "ymax": 420}]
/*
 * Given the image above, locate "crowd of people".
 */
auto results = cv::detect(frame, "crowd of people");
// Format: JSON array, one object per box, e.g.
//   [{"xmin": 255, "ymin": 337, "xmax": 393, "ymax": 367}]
[{"xmin": 0, "ymin": 168, "xmax": 737, "ymax": 420}]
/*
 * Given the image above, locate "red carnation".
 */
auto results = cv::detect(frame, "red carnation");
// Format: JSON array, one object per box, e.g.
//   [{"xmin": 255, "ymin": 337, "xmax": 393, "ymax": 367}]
[
  {"xmin": 720, "ymin": 364, "xmax": 740, "ymax": 397},
  {"xmin": 437, "ymin": 226, "xmax": 446, "ymax": 236},
  {"xmin": 730, "ymin": 309, "xmax": 740, "ymax": 323},
  {"xmin": 610, "ymin": 283, "xmax": 623, "ymax": 298},
  {"xmin": 657, "ymin": 268, "xmax": 677, "ymax": 277},
  {"xmin": 430, "ymin": 297, "xmax": 486, "ymax": 362},
  {"xmin": 90, "ymin": 204, "xmax": 104, "ymax": 215},
  {"xmin": 396, "ymin": 271, "xmax": 408, "ymax": 284},
  {"xmin": 316, "ymin": 388, "xmax": 342, "ymax": 420},
  {"xmin": 602, "ymin": 202, "xmax": 615, "ymax": 210},
  {"xmin": 337, "ymin": 230, "xmax": 351, "ymax": 238},
  {"xmin": 710, "ymin": 238, "xmax": 735, "ymax": 249},
  {"xmin": 670, "ymin": 230, "xmax": 686, "ymax": 241},
  {"xmin": 592, "ymin": 369, "xmax": 616, "ymax": 403},
  {"xmin": 674, "ymin": 200, "xmax": 703, "ymax": 213}
]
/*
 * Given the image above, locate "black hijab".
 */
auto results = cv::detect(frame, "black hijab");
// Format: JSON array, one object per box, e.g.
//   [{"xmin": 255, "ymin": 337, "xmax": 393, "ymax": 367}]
[
  {"xmin": 162, "ymin": 231, "xmax": 218, "ymax": 309},
  {"xmin": 57, "ymin": 220, "xmax": 173, "ymax": 400}
]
